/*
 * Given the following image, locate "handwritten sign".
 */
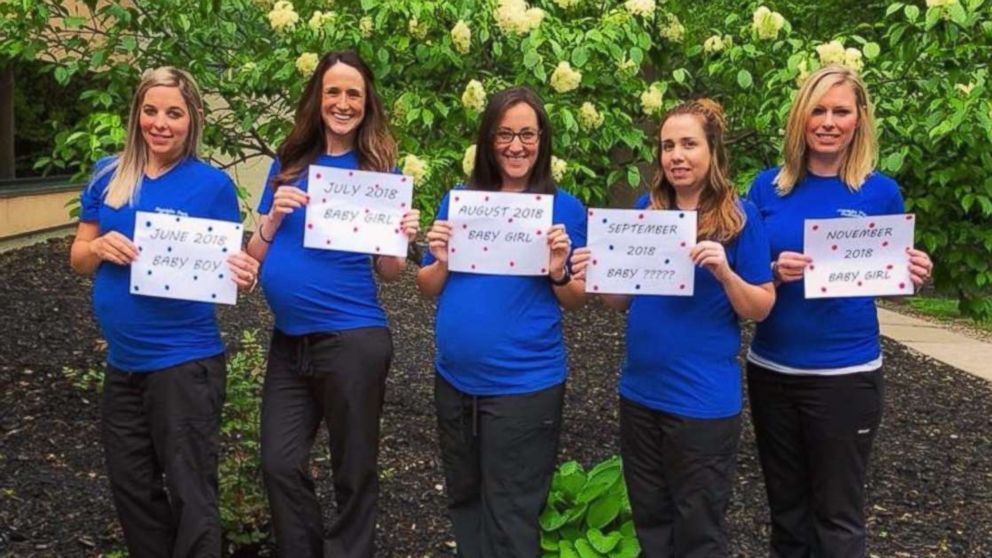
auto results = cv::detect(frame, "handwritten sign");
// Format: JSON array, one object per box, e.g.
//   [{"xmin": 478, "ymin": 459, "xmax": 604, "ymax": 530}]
[
  {"xmin": 303, "ymin": 165, "xmax": 413, "ymax": 257},
  {"xmin": 585, "ymin": 208, "xmax": 697, "ymax": 295},
  {"xmin": 448, "ymin": 190, "xmax": 554, "ymax": 275},
  {"xmin": 130, "ymin": 211, "xmax": 243, "ymax": 305},
  {"xmin": 804, "ymin": 214, "xmax": 916, "ymax": 298}
]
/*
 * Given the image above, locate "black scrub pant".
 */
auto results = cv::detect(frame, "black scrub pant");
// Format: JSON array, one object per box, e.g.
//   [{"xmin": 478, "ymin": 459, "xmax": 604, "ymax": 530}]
[
  {"xmin": 260, "ymin": 327, "xmax": 392, "ymax": 558},
  {"xmin": 747, "ymin": 362, "xmax": 884, "ymax": 558},
  {"xmin": 102, "ymin": 353, "xmax": 227, "ymax": 558},
  {"xmin": 619, "ymin": 397, "xmax": 742, "ymax": 558},
  {"xmin": 434, "ymin": 373, "xmax": 565, "ymax": 558}
]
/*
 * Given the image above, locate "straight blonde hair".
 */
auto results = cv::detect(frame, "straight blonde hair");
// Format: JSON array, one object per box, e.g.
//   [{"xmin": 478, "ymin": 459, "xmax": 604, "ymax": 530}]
[
  {"xmin": 649, "ymin": 98, "xmax": 745, "ymax": 243},
  {"xmin": 98, "ymin": 67, "xmax": 205, "ymax": 208},
  {"xmin": 775, "ymin": 64, "xmax": 878, "ymax": 195}
]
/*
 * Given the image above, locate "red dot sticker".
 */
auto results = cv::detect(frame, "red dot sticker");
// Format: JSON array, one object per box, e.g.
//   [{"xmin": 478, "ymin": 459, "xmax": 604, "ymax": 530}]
[
  {"xmin": 353, "ymin": 226, "xmax": 359, "ymax": 232},
  {"xmin": 869, "ymin": 222, "xmax": 876, "ymax": 229},
  {"xmin": 679, "ymin": 284, "xmax": 686, "ymax": 290},
  {"xmin": 906, "ymin": 215, "xmax": 914, "ymax": 220},
  {"xmin": 348, "ymin": 171, "xmax": 354, "ymax": 176},
  {"xmin": 485, "ymin": 196, "xmax": 490, "ymax": 201},
  {"xmin": 899, "ymin": 282, "xmax": 906, "ymax": 289},
  {"xmin": 681, "ymin": 241, "xmax": 687, "ymax": 247},
  {"xmin": 451, "ymin": 248, "xmax": 457, "ymax": 253},
  {"xmin": 535, "ymin": 195, "xmax": 542, "ymax": 200},
  {"xmin": 809, "ymin": 264, "xmax": 815, "ymax": 270},
  {"xmin": 365, "ymin": 208, "xmax": 370, "ymax": 213},
  {"xmin": 821, "ymin": 287, "xmax": 827, "ymax": 293},
  {"xmin": 509, "ymin": 261, "xmax": 515, "ymax": 267},
  {"xmin": 541, "ymin": 268, "xmax": 547, "ymax": 273},
  {"xmin": 638, "ymin": 213, "xmax": 645, "ymax": 220},
  {"xmin": 536, "ymin": 229, "xmax": 542, "ymax": 235},
  {"xmin": 471, "ymin": 264, "xmax": 476, "ymax": 269},
  {"xmin": 886, "ymin": 264, "xmax": 893, "ymax": 270},
  {"xmin": 325, "ymin": 239, "xmax": 331, "ymax": 245},
  {"xmin": 307, "ymin": 223, "xmax": 313, "ymax": 229},
  {"xmin": 322, "ymin": 198, "xmax": 327, "ymax": 203},
  {"xmin": 455, "ymin": 196, "xmax": 460, "ymax": 202},
  {"xmin": 462, "ymin": 224, "xmax": 468, "ymax": 229},
  {"xmin": 882, "ymin": 241, "xmax": 889, "ymax": 247},
  {"xmin": 508, "ymin": 218, "xmax": 514, "ymax": 223},
  {"xmin": 483, "ymin": 247, "xmax": 488, "ymax": 252},
  {"xmin": 402, "ymin": 177, "xmax": 407, "ymax": 182},
  {"xmin": 394, "ymin": 228, "xmax": 400, "ymax": 234},
  {"xmin": 812, "ymin": 225, "xmax": 819, "ymax": 231},
  {"xmin": 401, "ymin": 202, "xmax": 407, "ymax": 208},
  {"xmin": 592, "ymin": 260, "xmax": 598, "ymax": 265},
  {"xmin": 375, "ymin": 246, "xmax": 381, "ymax": 252},
  {"xmin": 857, "ymin": 281, "xmax": 863, "ymax": 286},
  {"xmin": 316, "ymin": 173, "xmax": 322, "ymax": 179},
  {"xmin": 832, "ymin": 245, "xmax": 838, "ymax": 251},
  {"xmin": 588, "ymin": 210, "xmax": 594, "ymax": 216}
]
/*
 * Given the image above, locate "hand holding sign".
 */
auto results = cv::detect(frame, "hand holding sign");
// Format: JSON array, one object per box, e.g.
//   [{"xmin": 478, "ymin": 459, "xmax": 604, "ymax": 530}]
[
  {"xmin": 130, "ymin": 211, "xmax": 244, "ymax": 305},
  {"xmin": 303, "ymin": 165, "xmax": 414, "ymax": 257},
  {"xmin": 803, "ymin": 214, "xmax": 916, "ymax": 298},
  {"xmin": 585, "ymin": 208, "xmax": 697, "ymax": 295},
  {"xmin": 448, "ymin": 190, "xmax": 554, "ymax": 276}
]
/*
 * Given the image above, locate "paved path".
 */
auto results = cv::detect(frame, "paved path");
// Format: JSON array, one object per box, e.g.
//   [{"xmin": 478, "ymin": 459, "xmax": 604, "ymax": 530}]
[{"xmin": 878, "ymin": 307, "xmax": 992, "ymax": 382}]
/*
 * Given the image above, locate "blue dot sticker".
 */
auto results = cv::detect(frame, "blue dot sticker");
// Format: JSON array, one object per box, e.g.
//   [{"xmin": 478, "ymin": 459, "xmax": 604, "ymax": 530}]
[
  {"xmin": 665, "ymin": 258, "xmax": 670, "ymax": 264},
  {"xmin": 208, "ymin": 226, "xmax": 213, "ymax": 232},
  {"xmin": 235, "ymin": 225, "xmax": 241, "ymax": 230},
  {"xmin": 167, "ymin": 246, "xmax": 172, "ymax": 253},
  {"xmin": 679, "ymin": 212, "xmax": 685, "ymax": 218},
  {"xmin": 133, "ymin": 286, "xmax": 139, "ymax": 292},
  {"xmin": 211, "ymin": 294, "xmax": 217, "ymax": 299},
  {"xmin": 175, "ymin": 217, "xmax": 180, "ymax": 222},
  {"xmin": 602, "ymin": 218, "xmax": 608, "ymax": 224},
  {"xmin": 139, "ymin": 247, "xmax": 143, "ymax": 252},
  {"xmin": 635, "ymin": 284, "xmax": 641, "ymax": 290},
  {"xmin": 609, "ymin": 245, "xmax": 614, "ymax": 251},
  {"xmin": 222, "ymin": 247, "xmax": 228, "ymax": 253},
  {"xmin": 147, "ymin": 270, "xmax": 152, "ymax": 275},
  {"xmin": 145, "ymin": 221, "xmax": 152, "ymax": 227},
  {"xmin": 218, "ymin": 273, "xmax": 224, "ymax": 279},
  {"xmin": 193, "ymin": 275, "xmax": 198, "ymax": 281},
  {"xmin": 165, "ymin": 285, "xmax": 170, "ymax": 291}
]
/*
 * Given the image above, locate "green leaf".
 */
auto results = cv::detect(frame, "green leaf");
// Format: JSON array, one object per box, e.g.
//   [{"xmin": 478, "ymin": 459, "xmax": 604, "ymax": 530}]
[
  {"xmin": 524, "ymin": 51, "xmax": 541, "ymax": 69},
  {"xmin": 574, "ymin": 539, "xmax": 603, "ymax": 558},
  {"xmin": 586, "ymin": 495, "xmax": 621, "ymax": 529},
  {"xmin": 571, "ymin": 46, "xmax": 589, "ymax": 68},
  {"xmin": 586, "ymin": 528, "xmax": 622, "ymax": 553},
  {"xmin": 64, "ymin": 15, "xmax": 86, "ymax": 28},
  {"xmin": 673, "ymin": 68, "xmax": 687, "ymax": 84},
  {"xmin": 863, "ymin": 42, "xmax": 880, "ymax": 59},
  {"xmin": 559, "ymin": 541, "xmax": 579, "ymax": 558},
  {"xmin": 539, "ymin": 506, "xmax": 568, "ymax": 532},
  {"xmin": 886, "ymin": 2, "xmax": 906, "ymax": 17},
  {"xmin": 54, "ymin": 66, "xmax": 69, "ymax": 85},
  {"xmin": 737, "ymin": 69, "xmax": 753, "ymax": 89},
  {"xmin": 905, "ymin": 4, "xmax": 920, "ymax": 21},
  {"xmin": 626, "ymin": 166, "xmax": 641, "ymax": 188}
]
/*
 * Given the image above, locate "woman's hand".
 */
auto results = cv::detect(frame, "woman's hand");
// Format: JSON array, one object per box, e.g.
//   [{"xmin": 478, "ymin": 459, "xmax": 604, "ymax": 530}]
[
  {"xmin": 691, "ymin": 240, "xmax": 732, "ymax": 283},
  {"xmin": 400, "ymin": 209, "xmax": 421, "ymax": 243},
  {"xmin": 773, "ymin": 251, "xmax": 813, "ymax": 283},
  {"xmin": 907, "ymin": 248, "xmax": 933, "ymax": 288},
  {"xmin": 570, "ymin": 247, "xmax": 592, "ymax": 282},
  {"xmin": 426, "ymin": 220, "xmax": 451, "ymax": 264},
  {"xmin": 269, "ymin": 186, "xmax": 309, "ymax": 226},
  {"xmin": 228, "ymin": 251, "xmax": 260, "ymax": 291},
  {"xmin": 547, "ymin": 224, "xmax": 572, "ymax": 281},
  {"xmin": 89, "ymin": 231, "xmax": 139, "ymax": 266}
]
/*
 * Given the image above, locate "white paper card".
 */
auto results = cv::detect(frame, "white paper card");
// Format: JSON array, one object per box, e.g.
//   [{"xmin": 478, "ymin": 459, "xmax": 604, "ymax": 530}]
[
  {"xmin": 447, "ymin": 190, "xmax": 554, "ymax": 276},
  {"xmin": 585, "ymin": 208, "xmax": 697, "ymax": 296},
  {"xmin": 303, "ymin": 165, "xmax": 414, "ymax": 257},
  {"xmin": 130, "ymin": 211, "xmax": 243, "ymax": 305},
  {"xmin": 804, "ymin": 214, "xmax": 916, "ymax": 298}
]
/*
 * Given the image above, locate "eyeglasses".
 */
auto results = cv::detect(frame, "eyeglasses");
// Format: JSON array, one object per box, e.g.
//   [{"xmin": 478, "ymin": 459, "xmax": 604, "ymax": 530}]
[{"xmin": 493, "ymin": 128, "xmax": 541, "ymax": 145}]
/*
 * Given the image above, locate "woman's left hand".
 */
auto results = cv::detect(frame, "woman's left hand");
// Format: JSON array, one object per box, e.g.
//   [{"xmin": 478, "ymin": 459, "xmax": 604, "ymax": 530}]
[
  {"xmin": 907, "ymin": 248, "xmax": 933, "ymax": 288},
  {"xmin": 691, "ymin": 240, "xmax": 732, "ymax": 283},
  {"xmin": 400, "ymin": 209, "xmax": 421, "ymax": 243},
  {"xmin": 228, "ymin": 251, "xmax": 261, "ymax": 291},
  {"xmin": 547, "ymin": 224, "xmax": 572, "ymax": 280}
]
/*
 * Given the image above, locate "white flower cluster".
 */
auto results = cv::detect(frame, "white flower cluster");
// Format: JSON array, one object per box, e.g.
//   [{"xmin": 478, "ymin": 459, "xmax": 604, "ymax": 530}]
[
  {"xmin": 295, "ymin": 52, "xmax": 319, "ymax": 76},
  {"xmin": 462, "ymin": 80, "xmax": 487, "ymax": 112},
  {"xmin": 640, "ymin": 83, "xmax": 664, "ymax": 116},
  {"xmin": 623, "ymin": 0, "xmax": 655, "ymax": 18},
  {"xmin": 703, "ymin": 34, "xmax": 733, "ymax": 54},
  {"xmin": 955, "ymin": 82, "xmax": 974, "ymax": 95},
  {"xmin": 359, "ymin": 16, "xmax": 373, "ymax": 37},
  {"xmin": 617, "ymin": 57, "xmax": 639, "ymax": 77},
  {"xmin": 816, "ymin": 40, "xmax": 863, "ymax": 71},
  {"xmin": 553, "ymin": 0, "xmax": 581, "ymax": 8},
  {"xmin": 495, "ymin": 0, "xmax": 544, "ymax": 36},
  {"xmin": 752, "ymin": 6, "xmax": 786, "ymax": 40},
  {"xmin": 408, "ymin": 17, "xmax": 428, "ymax": 40},
  {"xmin": 658, "ymin": 13, "xmax": 685, "ymax": 43},
  {"xmin": 551, "ymin": 156, "xmax": 567, "ymax": 182},
  {"xmin": 451, "ymin": 20, "xmax": 471, "ymax": 54},
  {"xmin": 402, "ymin": 154, "xmax": 428, "ymax": 187},
  {"xmin": 267, "ymin": 1, "xmax": 299, "ymax": 32},
  {"xmin": 578, "ymin": 102, "xmax": 604, "ymax": 129},
  {"xmin": 462, "ymin": 144, "xmax": 476, "ymax": 176},
  {"xmin": 926, "ymin": 0, "xmax": 959, "ymax": 6},
  {"xmin": 550, "ymin": 61, "xmax": 582, "ymax": 93},
  {"xmin": 308, "ymin": 10, "xmax": 336, "ymax": 32}
]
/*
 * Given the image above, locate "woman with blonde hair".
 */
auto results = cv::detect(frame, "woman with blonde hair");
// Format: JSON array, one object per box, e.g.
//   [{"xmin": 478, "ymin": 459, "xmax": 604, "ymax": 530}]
[
  {"xmin": 70, "ymin": 66, "xmax": 258, "ymax": 557},
  {"xmin": 245, "ymin": 50, "xmax": 419, "ymax": 558},
  {"xmin": 572, "ymin": 98, "xmax": 775, "ymax": 557},
  {"xmin": 745, "ymin": 65, "xmax": 933, "ymax": 557}
]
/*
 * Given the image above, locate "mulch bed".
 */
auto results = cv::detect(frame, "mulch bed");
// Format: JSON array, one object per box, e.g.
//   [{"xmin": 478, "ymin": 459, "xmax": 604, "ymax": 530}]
[{"xmin": 1, "ymin": 237, "xmax": 990, "ymax": 557}]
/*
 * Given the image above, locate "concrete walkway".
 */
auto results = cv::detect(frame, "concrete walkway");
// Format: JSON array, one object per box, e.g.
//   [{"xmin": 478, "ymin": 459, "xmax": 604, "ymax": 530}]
[{"xmin": 878, "ymin": 307, "xmax": 992, "ymax": 382}]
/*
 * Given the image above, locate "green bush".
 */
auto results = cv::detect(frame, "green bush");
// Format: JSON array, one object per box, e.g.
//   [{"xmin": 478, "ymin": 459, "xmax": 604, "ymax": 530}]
[{"xmin": 539, "ymin": 456, "xmax": 641, "ymax": 558}]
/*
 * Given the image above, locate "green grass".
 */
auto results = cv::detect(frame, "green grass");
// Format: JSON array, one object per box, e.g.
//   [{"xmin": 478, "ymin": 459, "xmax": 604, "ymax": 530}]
[{"xmin": 904, "ymin": 296, "xmax": 992, "ymax": 332}]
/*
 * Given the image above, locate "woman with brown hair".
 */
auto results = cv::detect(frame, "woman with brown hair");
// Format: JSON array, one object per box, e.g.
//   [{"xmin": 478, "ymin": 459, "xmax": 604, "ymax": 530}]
[
  {"xmin": 416, "ymin": 86, "xmax": 587, "ymax": 556},
  {"xmin": 572, "ymin": 98, "xmax": 775, "ymax": 557},
  {"xmin": 245, "ymin": 51, "xmax": 419, "ymax": 557}
]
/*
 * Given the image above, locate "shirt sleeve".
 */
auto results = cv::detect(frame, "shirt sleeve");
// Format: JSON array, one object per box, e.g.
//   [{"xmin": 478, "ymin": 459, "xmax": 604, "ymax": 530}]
[
  {"xmin": 421, "ymin": 191, "xmax": 452, "ymax": 267},
  {"xmin": 558, "ymin": 192, "xmax": 588, "ymax": 250},
  {"xmin": 732, "ymin": 200, "xmax": 774, "ymax": 285},
  {"xmin": 79, "ymin": 157, "xmax": 116, "ymax": 223},
  {"xmin": 633, "ymin": 193, "xmax": 650, "ymax": 210},
  {"xmin": 212, "ymin": 171, "xmax": 242, "ymax": 223},
  {"xmin": 256, "ymin": 159, "xmax": 281, "ymax": 215}
]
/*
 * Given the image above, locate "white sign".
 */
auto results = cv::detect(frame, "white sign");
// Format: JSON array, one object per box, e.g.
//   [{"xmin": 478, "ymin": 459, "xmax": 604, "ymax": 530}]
[
  {"xmin": 303, "ymin": 165, "xmax": 414, "ymax": 257},
  {"xmin": 585, "ymin": 208, "xmax": 697, "ymax": 295},
  {"xmin": 448, "ymin": 190, "xmax": 554, "ymax": 276},
  {"xmin": 130, "ymin": 211, "xmax": 243, "ymax": 305},
  {"xmin": 804, "ymin": 214, "xmax": 916, "ymax": 298}
]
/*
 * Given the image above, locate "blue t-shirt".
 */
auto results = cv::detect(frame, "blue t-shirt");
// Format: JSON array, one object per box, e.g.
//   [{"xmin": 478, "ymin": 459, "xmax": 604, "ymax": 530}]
[
  {"xmin": 747, "ymin": 168, "xmax": 905, "ymax": 370},
  {"xmin": 257, "ymin": 152, "xmax": 387, "ymax": 335},
  {"xmin": 422, "ymin": 187, "xmax": 587, "ymax": 396},
  {"xmin": 620, "ymin": 195, "xmax": 773, "ymax": 419},
  {"xmin": 80, "ymin": 156, "xmax": 240, "ymax": 372}
]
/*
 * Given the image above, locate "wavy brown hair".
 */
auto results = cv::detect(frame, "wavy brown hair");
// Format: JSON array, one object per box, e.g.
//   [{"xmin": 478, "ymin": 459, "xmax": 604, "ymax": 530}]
[
  {"xmin": 272, "ymin": 51, "xmax": 396, "ymax": 188},
  {"xmin": 469, "ymin": 86, "xmax": 556, "ymax": 194},
  {"xmin": 648, "ymin": 98, "xmax": 744, "ymax": 243}
]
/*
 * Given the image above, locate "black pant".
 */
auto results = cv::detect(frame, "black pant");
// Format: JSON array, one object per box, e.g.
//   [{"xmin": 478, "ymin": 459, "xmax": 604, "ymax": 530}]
[
  {"xmin": 747, "ymin": 362, "xmax": 884, "ymax": 558},
  {"xmin": 102, "ymin": 354, "xmax": 226, "ymax": 558},
  {"xmin": 619, "ymin": 397, "xmax": 741, "ymax": 558},
  {"xmin": 260, "ymin": 327, "xmax": 392, "ymax": 558},
  {"xmin": 434, "ymin": 373, "xmax": 564, "ymax": 558}
]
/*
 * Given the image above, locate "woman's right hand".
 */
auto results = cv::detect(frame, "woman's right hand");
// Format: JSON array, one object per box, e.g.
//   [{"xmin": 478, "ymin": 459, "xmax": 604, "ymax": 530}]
[
  {"xmin": 269, "ymin": 186, "xmax": 309, "ymax": 225},
  {"xmin": 570, "ymin": 247, "xmax": 592, "ymax": 282},
  {"xmin": 89, "ymin": 231, "xmax": 139, "ymax": 266},
  {"xmin": 773, "ymin": 251, "xmax": 813, "ymax": 283},
  {"xmin": 426, "ymin": 220, "xmax": 451, "ymax": 264}
]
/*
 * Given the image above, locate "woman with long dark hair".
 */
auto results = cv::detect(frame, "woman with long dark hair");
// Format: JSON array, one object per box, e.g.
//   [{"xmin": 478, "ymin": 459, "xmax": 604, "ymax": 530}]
[
  {"xmin": 245, "ymin": 51, "xmax": 419, "ymax": 558},
  {"xmin": 416, "ymin": 86, "xmax": 587, "ymax": 556}
]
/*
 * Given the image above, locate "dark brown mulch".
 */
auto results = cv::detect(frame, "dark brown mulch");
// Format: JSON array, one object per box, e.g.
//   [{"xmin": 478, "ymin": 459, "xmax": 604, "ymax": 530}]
[{"xmin": 1, "ymin": 237, "xmax": 990, "ymax": 557}]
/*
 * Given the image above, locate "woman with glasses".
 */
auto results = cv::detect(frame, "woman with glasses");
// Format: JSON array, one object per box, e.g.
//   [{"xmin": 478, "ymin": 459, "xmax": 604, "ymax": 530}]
[{"xmin": 416, "ymin": 86, "xmax": 587, "ymax": 556}]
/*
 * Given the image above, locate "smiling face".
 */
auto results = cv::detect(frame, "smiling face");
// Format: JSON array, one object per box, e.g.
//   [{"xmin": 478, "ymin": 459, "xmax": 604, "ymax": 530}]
[
  {"xmin": 321, "ymin": 62, "xmax": 366, "ymax": 150},
  {"xmin": 493, "ymin": 102, "xmax": 540, "ymax": 190},
  {"xmin": 139, "ymin": 85, "xmax": 191, "ymax": 164},
  {"xmin": 660, "ymin": 114, "xmax": 712, "ymax": 198},
  {"xmin": 805, "ymin": 81, "xmax": 859, "ymax": 161}
]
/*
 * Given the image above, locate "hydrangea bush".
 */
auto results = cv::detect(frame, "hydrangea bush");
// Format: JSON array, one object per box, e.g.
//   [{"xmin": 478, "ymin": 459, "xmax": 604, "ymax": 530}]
[{"xmin": 1, "ymin": 0, "xmax": 990, "ymax": 316}]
